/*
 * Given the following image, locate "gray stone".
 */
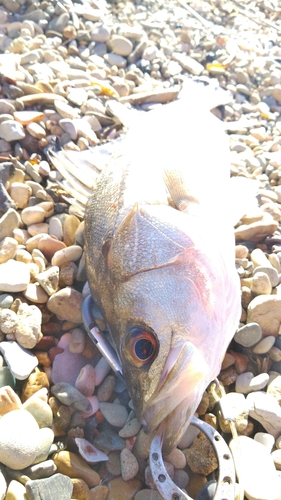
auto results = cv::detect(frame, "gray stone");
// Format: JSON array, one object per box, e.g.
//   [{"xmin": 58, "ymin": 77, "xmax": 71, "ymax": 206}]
[
  {"xmin": 99, "ymin": 402, "xmax": 128, "ymax": 427},
  {"xmin": 234, "ymin": 323, "xmax": 262, "ymax": 347},
  {"xmin": 21, "ymin": 460, "xmax": 57, "ymax": 480},
  {"xmin": 51, "ymin": 382, "xmax": 92, "ymax": 413},
  {"xmin": 25, "ymin": 473, "xmax": 73, "ymax": 500}
]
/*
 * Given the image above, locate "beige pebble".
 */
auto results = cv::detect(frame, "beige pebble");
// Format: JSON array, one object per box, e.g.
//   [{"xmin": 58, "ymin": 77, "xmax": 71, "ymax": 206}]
[
  {"xmin": 23, "ymin": 282, "xmax": 49, "ymax": 304},
  {"xmin": 0, "ymin": 237, "xmax": 18, "ymax": 264},
  {"xmin": 26, "ymin": 234, "xmax": 45, "ymax": 252},
  {"xmin": 51, "ymin": 245, "xmax": 83, "ymax": 266},
  {"xmin": 47, "ymin": 287, "xmax": 83, "ymax": 323},
  {"xmin": 13, "ymin": 228, "xmax": 30, "ymax": 245},
  {"xmin": 0, "ymin": 308, "xmax": 18, "ymax": 333},
  {"xmin": 251, "ymin": 248, "xmax": 272, "ymax": 268},
  {"xmin": 235, "ymin": 220, "xmax": 278, "ymax": 243},
  {"xmin": 251, "ymin": 272, "xmax": 272, "ymax": 295},
  {"xmin": 27, "ymin": 262, "xmax": 40, "ymax": 282},
  {"xmin": 15, "ymin": 248, "xmax": 32, "ymax": 264},
  {"xmin": 247, "ymin": 295, "xmax": 281, "ymax": 337},
  {"xmin": 21, "ymin": 206, "xmax": 46, "ymax": 226},
  {"xmin": 14, "ymin": 302, "xmax": 42, "ymax": 349},
  {"xmin": 27, "ymin": 222, "xmax": 49, "ymax": 236},
  {"xmin": 5, "ymin": 479, "xmax": 27, "ymax": 499},
  {"xmin": 0, "ymin": 386, "xmax": 22, "ymax": 416},
  {"xmin": 253, "ymin": 336, "xmax": 276, "ymax": 354},
  {"xmin": 235, "ymin": 245, "xmax": 248, "ymax": 259},
  {"xmin": 26, "ymin": 122, "xmax": 46, "ymax": 139},
  {"xmin": 120, "ymin": 447, "xmax": 139, "ymax": 481},
  {"xmin": 9, "ymin": 182, "xmax": 32, "ymax": 208},
  {"xmin": 63, "ymin": 215, "xmax": 80, "ymax": 246},
  {"xmin": 69, "ymin": 328, "xmax": 86, "ymax": 354},
  {"xmin": 36, "ymin": 266, "xmax": 60, "ymax": 296},
  {"xmin": 108, "ymin": 35, "xmax": 133, "ymax": 56},
  {"xmin": 37, "ymin": 201, "xmax": 54, "ymax": 218},
  {"xmin": 0, "ymin": 260, "xmax": 30, "ymax": 292}
]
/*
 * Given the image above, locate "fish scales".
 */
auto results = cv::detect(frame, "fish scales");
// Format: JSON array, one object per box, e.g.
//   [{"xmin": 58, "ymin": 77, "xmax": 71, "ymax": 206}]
[{"xmin": 83, "ymin": 88, "xmax": 241, "ymax": 454}]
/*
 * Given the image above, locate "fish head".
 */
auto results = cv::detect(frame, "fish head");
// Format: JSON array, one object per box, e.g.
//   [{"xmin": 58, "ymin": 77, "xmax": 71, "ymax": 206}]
[{"xmin": 97, "ymin": 203, "xmax": 240, "ymax": 454}]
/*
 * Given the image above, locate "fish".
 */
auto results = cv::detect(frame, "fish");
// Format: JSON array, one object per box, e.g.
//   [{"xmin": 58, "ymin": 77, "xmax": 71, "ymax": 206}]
[{"xmin": 50, "ymin": 80, "xmax": 252, "ymax": 455}]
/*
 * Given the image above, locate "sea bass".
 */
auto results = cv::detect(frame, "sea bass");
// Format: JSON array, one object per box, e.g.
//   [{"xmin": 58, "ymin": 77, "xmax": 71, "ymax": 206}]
[{"xmin": 51, "ymin": 83, "xmax": 243, "ymax": 454}]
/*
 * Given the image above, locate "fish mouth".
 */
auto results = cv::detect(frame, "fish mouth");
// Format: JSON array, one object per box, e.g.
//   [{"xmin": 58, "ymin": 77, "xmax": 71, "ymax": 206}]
[{"xmin": 141, "ymin": 340, "xmax": 210, "ymax": 455}]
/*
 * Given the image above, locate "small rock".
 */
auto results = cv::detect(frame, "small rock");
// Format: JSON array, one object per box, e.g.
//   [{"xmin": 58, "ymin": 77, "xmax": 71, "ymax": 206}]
[
  {"xmin": 71, "ymin": 477, "xmax": 90, "ymax": 500},
  {"xmin": 51, "ymin": 382, "xmax": 92, "ymax": 413},
  {"xmin": 21, "ymin": 368, "xmax": 50, "ymax": 402},
  {"xmin": 99, "ymin": 402, "xmax": 128, "ymax": 427},
  {"xmin": 25, "ymin": 474, "xmax": 73, "ymax": 500},
  {"xmin": 26, "ymin": 122, "xmax": 46, "ymax": 139},
  {"xmin": 5, "ymin": 480, "xmax": 25, "ymax": 499},
  {"xmin": 251, "ymin": 271, "xmax": 272, "ymax": 295},
  {"xmin": 254, "ymin": 432, "xmax": 275, "ymax": 452},
  {"xmin": 21, "ymin": 205, "xmax": 46, "ymax": 225},
  {"xmin": 107, "ymin": 476, "xmax": 142, "ymax": 500},
  {"xmin": 0, "ymin": 120, "xmax": 25, "ymax": 141},
  {"xmin": 96, "ymin": 374, "xmax": 116, "ymax": 402},
  {"xmin": 69, "ymin": 328, "xmax": 86, "ymax": 354},
  {"xmin": 108, "ymin": 35, "xmax": 133, "ymax": 56},
  {"xmin": 0, "ymin": 260, "xmax": 29, "ymax": 292},
  {"xmin": 0, "ymin": 341, "xmax": 38, "ymax": 380},
  {"xmin": 119, "ymin": 417, "xmax": 142, "ymax": 438},
  {"xmin": 164, "ymin": 448, "xmax": 186, "ymax": 469},
  {"xmin": 247, "ymin": 391, "xmax": 281, "ymax": 437},
  {"xmin": 0, "ymin": 385, "xmax": 21, "ymax": 416},
  {"xmin": 0, "ymin": 409, "xmax": 40, "ymax": 469},
  {"xmin": 218, "ymin": 392, "xmax": 249, "ymax": 432},
  {"xmin": 53, "ymin": 451, "xmax": 100, "ymax": 487},
  {"xmin": 230, "ymin": 435, "xmax": 279, "ymax": 500},
  {"xmin": 23, "ymin": 396, "xmax": 53, "ymax": 428},
  {"xmin": 75, "ymin": 364, "xmax": 96, "ymax": 397},
  {"xmin": 23, "ymin": 283, "xmax": 49, "ymax": 304},
  {"xmin": 47, "ymin": 287, "xmax": 83, "ymax": 323},
  {"xmin": 234, "ymin": 323, "xmax": 262, "ymax": 347},
  {"xmin": 55, "ymin": 100, "xmax": 79, "ymax": 119},
  {"xmin": 184, "ymin": 433, "xmax": 218, "ymax": 475},
  {"xmin": 247, "ymin": 295, "xmax": 281, "ymax": 337},
  {"xmin": 253, "ymin": 336, "xmax": 276, "ymax": 354},
  {"xmin": 89, "ymin": 485, "xmax": 109, "ymax": 500},
  {"xmin": 75, "ymin": 437, "xmax": 108, "ymax": 463},
  {"xmin": 0, "ymin": 236, "xmax": 18, "ymax": 263},
  {"xmin": 31, "ymin": 428, "xmax": 55, "ymax": 465},
  {"xmin": 0, "ymin": 208, "xmax": 21, "ymax": 240},
  {"xmin": 236, "ymin": 372, "xmax": 269, "ymax": 394},
  {"xmin": 14, "ymin": 302, "xmax": 42, "ymax": 349},
  {"xmin": 120, "ymin": 447, "xmax": 139, "ymax": 481},
  {"xmin": 21, "ymin": 459, "xmax": 57, "ymax": 480},
  {"xmin": 235, "ymin": 220, "xmax": 278, "ymax": 242},
  {"xmin": 36, "ymin": 266, "xmax": 60, "ymax": 296}
]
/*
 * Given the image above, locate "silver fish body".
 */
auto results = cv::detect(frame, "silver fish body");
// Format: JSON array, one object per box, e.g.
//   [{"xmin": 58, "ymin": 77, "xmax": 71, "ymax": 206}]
[{"xmin": 84, "ymin": 87, "xmax": 241, "ymax": 454}]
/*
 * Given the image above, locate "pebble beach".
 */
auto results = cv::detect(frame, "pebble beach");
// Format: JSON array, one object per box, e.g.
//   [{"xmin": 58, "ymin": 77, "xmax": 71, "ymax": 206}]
[{"xmin": 0, "ymin": 0, "xmax": 281, "ymax": 499}]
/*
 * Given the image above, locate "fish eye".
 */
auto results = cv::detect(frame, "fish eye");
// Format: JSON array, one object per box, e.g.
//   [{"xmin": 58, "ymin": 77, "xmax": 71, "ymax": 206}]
[{"xmin": 126, "ymin": 327, "xmax": 158, "ymax": 366}]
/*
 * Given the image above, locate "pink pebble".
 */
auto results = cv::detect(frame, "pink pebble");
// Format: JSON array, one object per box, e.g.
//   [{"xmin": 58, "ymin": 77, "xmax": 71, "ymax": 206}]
[
  {"xmin": 94, "ymin": 357, "xmax": 111, "ymax": 386},
  {"xmin": 75, "ymin": 364, "xmax": 96, "ymax": 397},
  {"xmin": 81, "ymin": 396, "xmax": 99, "ymax": 418},
  {"xmin": 57, "ymin": 333, "xmax": 72, "ymax": 349},
  {"xmin": 75, "ymin": 437, "xmax": 108, "ymax": 463}
]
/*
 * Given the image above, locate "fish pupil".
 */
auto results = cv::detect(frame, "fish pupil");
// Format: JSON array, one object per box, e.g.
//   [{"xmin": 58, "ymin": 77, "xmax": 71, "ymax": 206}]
[{"xmin": 134, "ymin": 338, "xmax": 154, "ymax": 360}]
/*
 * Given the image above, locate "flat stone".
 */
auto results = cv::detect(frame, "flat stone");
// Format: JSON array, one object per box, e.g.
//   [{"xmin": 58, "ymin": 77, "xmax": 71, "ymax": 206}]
[
  {"xmin": 25, "ymin": 474, "xmax": 73, "ymax": 500},
  {"xmin": 0, "ymin": 208, "xmax": 21, "ymax": 239},
  {"xmin": 51, "ymin": 382, "xmax": 92, "ymax": 413},
  {"xmin": 96, "ymin": 375, "xmax": 116, "ymax": 402},
  {"xmin": 0, "ymin": 120, "xmax": 25, "ymax": 141},
  {"xmin": 53, "ymin": 451, "xmax": 100, "ymax": 487},
  {"xmin": 235, "ymin": 220, "xmax": 278, "ymax": 242},
  {"xmin": 0, "ymin": 409, "xmax": 40, "ymax": 469},
  {"xmin": 55, "ymin": 100, "xmax": 79, "ymax": 119},
  {"xmin": 119, "ymin": 417, "xmax": 142, "ymax": 438},
  {"xmin": 173, "ymin": 52, "xmax": 204, "ymax": 75},
  {"xmin": 23, "ymin": 282, "xmax": 49, "ymax": 304},
  {"xmin": 108, "ymin": 35, "xmax": 133, "ymax": 56},
  {"xmin": 99, "ymin": 402, "xmax": 128, "ymax": 427},
  {"xmin": 21, "ymin": 206, "xmax": 46, "ymax": 225},
  {"xmin": 236, "ymin": 372, "xmax": 269, "ymax": 394},
  {"xmin": 247, "ymin": 295, "xmax": 281, "ymax": 337},
  {"xmin": 247, "ymin": 391, "xmax": 281, "ymax": 437},
  {"xmin": 234, "ymin": 323, "xmax": 262, "ymax": 347},
  {"xmin": 107, "ymin": 477, "xmax": 142, "ymax": 500},
  {"xmin": 230, "ymin": 436, "xmax": 279, "ymax": 500},
  {"xmin": 47, "ymin": 287, "xmax": 83, "ymax": 323},
  {"xmin": 0, "ymin": 259, "xmax": 29, "ymax": 292},
  {"xmin": 0, "ymin": 341, "xmax": 38, "ymax": 380},
  {"xmin": 253, "ymin": 336, "xmax": 276, "ymax": 354},
  {"xmin": 21, "ymin": 459, "xmax": 57, "ymax": 480}
]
